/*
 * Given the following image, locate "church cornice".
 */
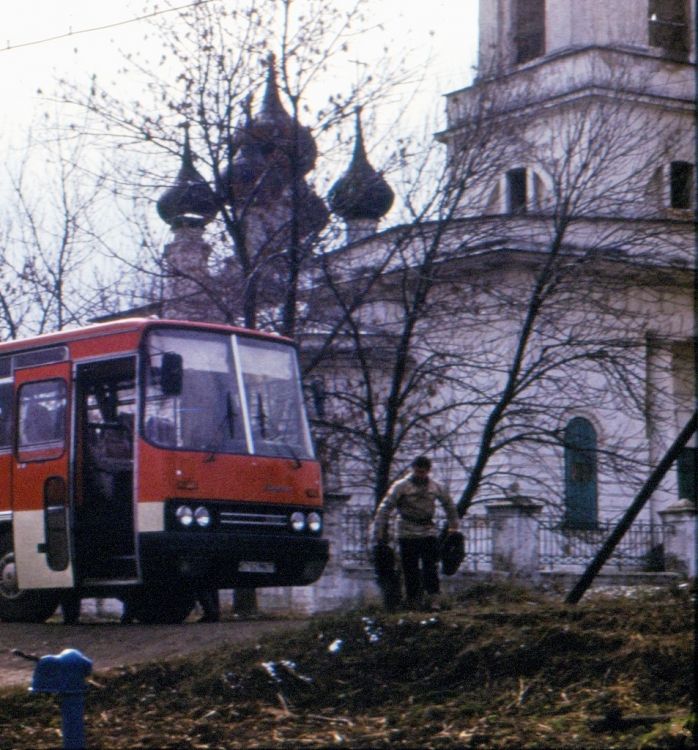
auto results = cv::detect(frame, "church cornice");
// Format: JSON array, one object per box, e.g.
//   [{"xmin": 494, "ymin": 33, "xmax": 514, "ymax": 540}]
[
  {"xmin": 441, "ymin": 44, "xmax": 696, "ymax": 137},
  {"xmin": 322, "ymin": 242, "xmax": 695, "ymax": 292},
  {"xmin": 332, "ymin": 211, "xmax": 696, "ymax": 247},
  {"xmin": 319, "ymin": 212, "xmax": 695, "ymax": 287},
  {"xmin": 437, "ymin": 87, "xmax": 696, "ymax": 142},
  {"xmin": 451, "ymin": 43, "xmax": 696, "ymax": 97}
]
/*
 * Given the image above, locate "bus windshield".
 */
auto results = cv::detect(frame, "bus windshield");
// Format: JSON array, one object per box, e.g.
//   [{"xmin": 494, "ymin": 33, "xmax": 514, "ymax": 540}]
[{"xmin": 144, "ymin": 329, "xmax": 314, "ymax": 459}]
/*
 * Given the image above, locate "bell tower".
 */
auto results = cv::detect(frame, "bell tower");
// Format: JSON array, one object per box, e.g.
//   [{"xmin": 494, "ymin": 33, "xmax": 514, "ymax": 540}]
[
  {"xmin": 440, "ymin": 0, "xmax": 695, "ymax": 222},
  {"xmin": 478, "ymin": 0, "xmax": 693, "ymax": 77},
  {"xmin": 437, "ymin": 0, "xmax": 696, "ymax": 528}
]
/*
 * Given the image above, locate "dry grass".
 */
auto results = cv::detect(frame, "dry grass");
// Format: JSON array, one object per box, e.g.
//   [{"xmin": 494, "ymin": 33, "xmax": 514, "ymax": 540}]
[{"xmin": 0, "ymin": 581, "xmax": 694, "ymax": 749}]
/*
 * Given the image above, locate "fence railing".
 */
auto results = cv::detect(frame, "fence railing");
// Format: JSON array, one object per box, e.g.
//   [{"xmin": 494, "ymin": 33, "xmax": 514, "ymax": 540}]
[
  {"xmin": 538, "ymin": 516, "xmax": 661, "ymax": 571},
  {"xmin": 462, "ymin": 516, "xmax": 493, "ymax": 571},
  {"xmin": 341, "ymin": 506, "xmax": 373, "ymax": 567},
  {"xmin": 339, "ymin": 505, "xmax": 661, "ymax": 575},
  {"xmin": 340, "ymin": 506, "xmax": 495, "ymax": 570}
]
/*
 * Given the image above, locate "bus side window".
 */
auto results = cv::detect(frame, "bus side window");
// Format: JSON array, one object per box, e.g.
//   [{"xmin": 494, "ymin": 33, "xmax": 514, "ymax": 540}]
[
  {"xmin": 0, "ymin": 383, "xmax": 12, "ymax": 448},
  {"xmin": 25, "ymin": 403, "xmax": 53, "ymax": 443},
  {"xmin": 18, "ymin": 380, "xmax": 67, "ymax": 449}
]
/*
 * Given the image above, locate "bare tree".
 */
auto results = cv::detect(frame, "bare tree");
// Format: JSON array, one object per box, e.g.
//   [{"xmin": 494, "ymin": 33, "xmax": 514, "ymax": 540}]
[
  {"xmin": 47, "ymin": 0, "xmax": 421, "ymax": 613},
  {"xmin": 450, "ymin": 84, "xmax": 693, "ymax": 516},
  {"xmin": 304, "ymin": 90, "xmax": 518, "ymax": 504},
  {"xmin": 309, "ymin": 70, "xmax": 694, "ymax": 518},
  {"xmin": 31, "ymin": 0, "xmax": 691, "ymax": 530},
  {"xmin": 0, "ymin": 128, "xmax": 120, "ymax": 339},
  {"xmin": 56, "ymin": 0, "xmax": 413, "ymax": 336}
]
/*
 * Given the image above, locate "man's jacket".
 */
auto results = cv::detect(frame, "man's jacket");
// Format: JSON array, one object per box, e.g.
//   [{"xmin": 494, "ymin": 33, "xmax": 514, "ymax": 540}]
[{"xmin": 371, "ymin": 474, "xmax": 459, "ymax": 541}]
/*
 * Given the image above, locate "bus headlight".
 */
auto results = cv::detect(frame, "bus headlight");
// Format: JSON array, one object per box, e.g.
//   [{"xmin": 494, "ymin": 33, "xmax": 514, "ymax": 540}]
[
  {"xmin": 194, "ymin": 506, "xmax": 211, "ymax": 528},
  {"xmin": 290, "ymin": 511, "xmax": 306, "ymax": 532},
  {"xmin": 307, "ymin": 512, "xmax": 322, "ymax": 533},
  {"xmin": 175, "ymin": 505, "xmax": 194, "ymax": 527}
]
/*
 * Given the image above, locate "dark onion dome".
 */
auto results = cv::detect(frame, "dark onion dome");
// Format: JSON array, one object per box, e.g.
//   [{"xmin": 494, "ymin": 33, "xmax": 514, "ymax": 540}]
[
  {"xmin": 157, "ymin": 128, "xmax": 218, "ymax": 228},
  {"xmin": 225, "ymin": 55, "xmax": 318, "ymax": 206},
  {"xmin": 225, "ymin": 132, "xmax": 289, "ymax": 205},
  {"xmin": 328, "ymin": 109, "xmax": 394, "ymax": 221},
  {"xmin": 295, "ymin": 179, "xmax": 330, "ymax": 238}
]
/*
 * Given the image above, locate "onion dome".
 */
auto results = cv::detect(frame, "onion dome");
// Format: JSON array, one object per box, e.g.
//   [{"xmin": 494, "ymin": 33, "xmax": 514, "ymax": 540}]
[
  {"xmin": 157, "ymin": 128, "xmax": 218, "ymax": 228},
  {"xmin": 296, "ymin": 180, "xmax": 330, "ymax": 238},
  {"xmin": 225, "ymin": 55, "xmax": 318, "ymax": 206},
  {"xmin": 226, "ymin": 133, "xmax": 288, "ymax": 205},
  {"xmin": 328, "ymin": 109, "xmax": 394, "ymax": 221}
]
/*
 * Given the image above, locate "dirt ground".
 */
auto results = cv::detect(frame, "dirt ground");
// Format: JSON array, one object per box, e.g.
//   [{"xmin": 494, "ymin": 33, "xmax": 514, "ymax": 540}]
[
  {"xmin": 1, "ymin": 585, "xmax": 693, "ymax": 749},
  {"xmin": 0, "ymin": 606, "xmax": 307, "ymax": 690}
]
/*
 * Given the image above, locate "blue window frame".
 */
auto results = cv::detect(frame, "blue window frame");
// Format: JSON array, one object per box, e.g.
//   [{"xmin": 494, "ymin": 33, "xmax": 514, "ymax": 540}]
[
  {"xmin": 563, "ymin": 417, "xmax": 598, "ymax": 528},
  {"xmin": 676, "ymin": 447, "xmax": 696, "ymax": 503}
]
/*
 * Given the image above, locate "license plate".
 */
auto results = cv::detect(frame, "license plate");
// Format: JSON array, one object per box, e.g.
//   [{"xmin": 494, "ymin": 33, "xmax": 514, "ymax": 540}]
[{"xmin": 238, "ymin": 561, "xmax": 275, "ymax": 573}]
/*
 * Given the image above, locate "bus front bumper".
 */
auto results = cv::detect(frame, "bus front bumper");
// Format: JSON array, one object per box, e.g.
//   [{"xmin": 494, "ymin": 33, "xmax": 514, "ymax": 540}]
[{"xmin": 138, "ymin": 531, "xmax": 329, "ymax": 587}]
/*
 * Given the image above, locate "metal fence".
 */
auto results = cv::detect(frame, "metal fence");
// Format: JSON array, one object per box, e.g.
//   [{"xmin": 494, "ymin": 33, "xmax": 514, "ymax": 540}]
[
  {"xmin": 538, "ymin": 516, "xmax": 661, "ymax": 571},
  {"xmin": 340, "ymin": 506, "xmax": 494, "ymax": 571},
  {"xmin": 339, "ymin": 506, "xmax": 661, "ymax": 575},
  {"xmin": 341, "ymin": 506, "xmax": 374, "ymax": 567},
  {"xmin": 462, "ymin": 516, "xmax": 493, "ymax": 571}
]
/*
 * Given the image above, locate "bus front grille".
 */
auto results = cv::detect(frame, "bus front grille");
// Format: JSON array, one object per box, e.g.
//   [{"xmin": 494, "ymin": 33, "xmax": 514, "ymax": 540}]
[{"xmin": 218, "ymin": 512, "xmax": 288, "ymax": 528}]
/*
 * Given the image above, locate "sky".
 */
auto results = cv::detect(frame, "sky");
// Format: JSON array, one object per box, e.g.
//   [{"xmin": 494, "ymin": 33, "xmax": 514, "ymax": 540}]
[{"xmin": 0, "ymin": 0, "xmax": 479, "ymax": 148}]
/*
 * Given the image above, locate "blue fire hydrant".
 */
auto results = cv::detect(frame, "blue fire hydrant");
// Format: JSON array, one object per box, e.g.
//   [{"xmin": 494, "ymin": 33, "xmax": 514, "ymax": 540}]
[{"xmin": 31, "ymin": 648, "xmax": 92, "ymax": 750}]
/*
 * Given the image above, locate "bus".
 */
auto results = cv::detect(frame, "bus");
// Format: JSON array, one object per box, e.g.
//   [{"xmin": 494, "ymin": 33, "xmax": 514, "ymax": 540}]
[{"xmin": 0, "ymin": 318, "xmax": 328, "ymax": 623}]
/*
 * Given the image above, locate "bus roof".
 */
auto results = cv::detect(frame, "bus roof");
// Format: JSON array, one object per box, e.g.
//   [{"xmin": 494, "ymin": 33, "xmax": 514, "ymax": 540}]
[{"xmin": 0, "ymin": 318, "xmax": 293, "ymax": 356}]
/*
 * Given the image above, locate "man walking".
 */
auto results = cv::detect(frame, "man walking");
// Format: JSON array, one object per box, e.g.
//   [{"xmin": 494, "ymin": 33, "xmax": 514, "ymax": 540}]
[{"xmin": 371, "ymin": 455, "xmax": 460, "ymax": 610}]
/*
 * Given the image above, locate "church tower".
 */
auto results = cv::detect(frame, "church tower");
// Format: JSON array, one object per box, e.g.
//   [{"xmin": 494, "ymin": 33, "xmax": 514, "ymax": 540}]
[
  {"xmin": 157, "ymin": 127, "xmax": 219, "ymax": 321},
  {"xmin": 435, "ymin": 0, "xmax": 695, "ymax": 526},
  {"xmin": 441, "ymin": 0, "xmax": 695, "ymax": 225},
  {"xmin": 478, "ymin": 0, "xmax": 692, "ymax": 75}
]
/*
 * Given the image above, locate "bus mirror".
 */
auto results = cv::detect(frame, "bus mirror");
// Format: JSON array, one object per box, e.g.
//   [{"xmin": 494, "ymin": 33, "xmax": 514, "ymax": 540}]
[{"xmin": 161, "ymin": 352, "xmax": 183, "ymax": 396}]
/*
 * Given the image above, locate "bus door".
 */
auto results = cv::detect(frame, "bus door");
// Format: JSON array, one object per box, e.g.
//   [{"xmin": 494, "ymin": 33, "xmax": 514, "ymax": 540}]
[
  {"xmin": 74, "ymin": 357, "xmax": 138, "ymax": 582},
  {"xmin": 12, "ymin": 363, "xmax": 74, "ymax": 590}
]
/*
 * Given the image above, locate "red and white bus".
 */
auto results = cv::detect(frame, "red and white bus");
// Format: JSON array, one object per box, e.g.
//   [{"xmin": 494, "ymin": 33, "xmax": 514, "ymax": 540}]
[{"xmin": 0, "ymin": 318, "xmax": 328, "ymax": 623}]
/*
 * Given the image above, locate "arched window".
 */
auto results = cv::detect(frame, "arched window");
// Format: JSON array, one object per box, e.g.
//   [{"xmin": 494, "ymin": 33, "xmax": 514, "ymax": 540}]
[
  {"xmin": 563, "ymin": 417, "xmax": 598, "ymax": 528},
  {"xmin": 676, "ymin": 447, "xmax": 696, "ymax": 503},
  {"xmin": 506, "ymin": 168, "xmax": 527, "ymax": 213}
]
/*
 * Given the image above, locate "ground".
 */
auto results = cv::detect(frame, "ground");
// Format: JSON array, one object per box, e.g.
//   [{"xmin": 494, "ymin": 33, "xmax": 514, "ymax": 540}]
[
  {"xmin": 0, "ymin": 605, "xmax": 307, "ymax": 689},
  {"xmin": 0, "ymin": 582, "xmax": 694, "ymax": 749}
]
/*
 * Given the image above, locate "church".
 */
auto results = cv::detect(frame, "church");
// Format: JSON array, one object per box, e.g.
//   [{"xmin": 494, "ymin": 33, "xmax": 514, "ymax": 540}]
[{"xmin": 149, "ymin": 0, "xmax": 695, "ymax": 610}]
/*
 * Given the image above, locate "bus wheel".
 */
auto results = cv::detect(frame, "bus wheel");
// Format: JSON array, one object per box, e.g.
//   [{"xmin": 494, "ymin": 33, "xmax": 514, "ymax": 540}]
[
  {"xmin": 0, "ymin": 533, "xmax": 60, "ymax": 623},
  {"xmin": 124, "ymin": 587, "xmax": 195, "ymax": 625}
]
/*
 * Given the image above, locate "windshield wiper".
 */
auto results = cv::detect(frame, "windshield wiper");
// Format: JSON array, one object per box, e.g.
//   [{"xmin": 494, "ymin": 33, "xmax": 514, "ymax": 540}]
[
  {"xmin": 256, "ymin": 393, "xmax": 267, "ymax": 439},
  {"xmin": 204, "ymin": 392, "xmax": 237, "ymax": 463},
  {"xmin": 225, "ymin": 392, "xmax": 236, "ymax": 438}
]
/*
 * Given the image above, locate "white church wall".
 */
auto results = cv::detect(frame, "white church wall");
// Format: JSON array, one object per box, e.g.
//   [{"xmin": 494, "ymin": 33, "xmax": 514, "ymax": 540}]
[
  {"xmin": 547, "ymin": 0, "xmax": 648, "ymax": 52},
  {"xmin": 317, "ymin": 250, "xmax": 692, "ymax": 526}
]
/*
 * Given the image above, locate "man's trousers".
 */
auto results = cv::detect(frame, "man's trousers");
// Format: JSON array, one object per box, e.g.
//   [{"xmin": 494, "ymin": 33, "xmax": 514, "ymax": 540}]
[{"xmin": 398, "ymin": 535, "xmax": 440, "ymax": 603}]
